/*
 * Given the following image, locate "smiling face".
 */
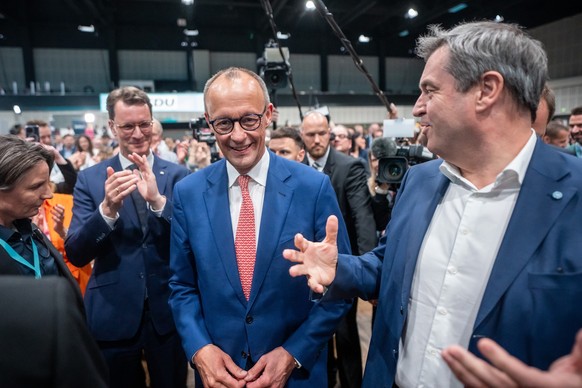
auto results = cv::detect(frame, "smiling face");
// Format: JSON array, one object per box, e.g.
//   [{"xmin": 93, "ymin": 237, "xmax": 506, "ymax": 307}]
[
  {"xmin": 109, "ymin": 101, "xmax": 153, "ymax": 158},
  {"xmin": 412, "ymin": 46, "xmax": 476, "ymax": 160},
  {"xmin": 0, "ymin": 161, "xmax": 52, "ymax": 226},
  {"xmin": 204, "ymin": 72, "xmax": 272, "ymax": 175}
]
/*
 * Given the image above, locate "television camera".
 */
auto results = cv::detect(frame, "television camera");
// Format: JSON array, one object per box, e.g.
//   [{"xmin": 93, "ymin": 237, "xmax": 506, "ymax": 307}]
[
  {"xmin": 189, "ymin": 116, "xmax": 221, "ymax": 163},
  {"xmin": 257, "ymin": 40, "xmax": 290, "ymax": 90},
  {"xmin": 377, "ymin": 144, "xmax": 435, "ymax": 185}
]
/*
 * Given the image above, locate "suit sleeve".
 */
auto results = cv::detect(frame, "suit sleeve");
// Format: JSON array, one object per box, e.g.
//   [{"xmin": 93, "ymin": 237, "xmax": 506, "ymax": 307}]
[
  {"xmin": 280, "ymin": 176, "xmax": 354, "ymax": 370},
  {"xmin": 65, "ymin": 168, "xmax": 114, "ymax": 267},
  {"xmin": 346, "ymin": 159, "xmax": 377, "ymax": 253},
  {"xmin": 168, "ymin": 183, "xmax": 213, "ymax": 360}
]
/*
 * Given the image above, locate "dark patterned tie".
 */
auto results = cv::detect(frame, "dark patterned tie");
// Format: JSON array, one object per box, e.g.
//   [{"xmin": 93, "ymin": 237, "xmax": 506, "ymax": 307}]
[
  {"xmin": 127, "ymin": 164, "xmax": 148, "ymax": 234},
  {"xmin": 234, "ymin": 175, "xmax": 256, "ymax": 300}
]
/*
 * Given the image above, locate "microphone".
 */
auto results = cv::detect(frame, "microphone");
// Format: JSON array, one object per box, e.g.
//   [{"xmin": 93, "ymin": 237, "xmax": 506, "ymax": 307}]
[{"xmin": 371, "ymin": 137, "xmax": 398, "ymax": 158}]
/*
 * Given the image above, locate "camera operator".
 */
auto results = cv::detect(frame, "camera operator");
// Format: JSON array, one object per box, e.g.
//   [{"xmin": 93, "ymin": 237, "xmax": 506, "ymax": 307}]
[{"xmin": 367, "ymin": 137, "xmax": 398, "ymax": 234}]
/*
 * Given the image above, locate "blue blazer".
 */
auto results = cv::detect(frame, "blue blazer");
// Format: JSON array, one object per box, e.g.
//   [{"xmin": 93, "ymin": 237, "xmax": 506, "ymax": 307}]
[
  {"xmin": 169, "ymin": 151, "xmax": 353, "ymax": 387},
  {"xmin": 65, "ymin": 155, "xmax": 189, "ymax": 341},
  {"xmin": 330, "ymin": 139, "xmax": 582, "ymax": 387}
]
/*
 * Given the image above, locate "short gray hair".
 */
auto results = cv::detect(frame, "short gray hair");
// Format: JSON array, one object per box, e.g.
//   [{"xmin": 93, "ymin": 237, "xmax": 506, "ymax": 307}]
[
  {"xmin": 415, "ymin": 21, "xmax": 548, "ymax": 122},
  {"xmin": 203, "ymin": 67, "xmax": 270, "ymax": 112},
  {"xmin": 0, "ymin": 135, "xmax": 54, "ymax": 191}
]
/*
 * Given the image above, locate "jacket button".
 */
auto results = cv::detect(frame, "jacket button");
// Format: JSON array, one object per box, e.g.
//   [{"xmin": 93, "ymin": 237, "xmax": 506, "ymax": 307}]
[
  {"xmin": 245, "ymin": 315, "xmax": 253, "ymax": 324},
  {"xmin": 241, "ymin": 351, "xmax": 247, "ymax": 359}
]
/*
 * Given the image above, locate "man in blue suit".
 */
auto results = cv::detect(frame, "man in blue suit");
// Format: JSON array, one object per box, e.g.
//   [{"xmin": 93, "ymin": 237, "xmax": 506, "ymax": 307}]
[
  {"xmin": 284, "ymin": 21, "xmax": 582, "ymax": 388},
  {"xmin": 168, "ymin": 67, "xmax": 352, "ymax": 388},
  {"xmin": 66, "ymin": 86, "xmax": 189, "ymax": 388}
]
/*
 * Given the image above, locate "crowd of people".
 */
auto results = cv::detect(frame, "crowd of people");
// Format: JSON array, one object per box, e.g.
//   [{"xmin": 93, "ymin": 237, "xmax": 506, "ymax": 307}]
[{"xmin": 2, "ymin": 20, "xmax": 582, "ymax": 388}]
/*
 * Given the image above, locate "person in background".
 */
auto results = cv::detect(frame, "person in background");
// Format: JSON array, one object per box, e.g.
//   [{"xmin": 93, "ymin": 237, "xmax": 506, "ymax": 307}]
[
  {"xmin": 168, "ymin": 67, "xmax": 352, "ymax": 388},
  {"xmin": 151, "ymin": 119, "xmax": 179, "ymax": 163},
  {"xmin": 30, "ymin": 119, "xmax": 78, "ymax": 194},
  {"xmin": 9, "ymin": 124, "xmax": 25, "ymax": 139},
  {"xmin": 566, "ymin": 106, "xmax": 582, "ymax": 157},
  {"xmin": 186, "ymin": 140, "xmax": 213, "ymax": 172},
  {"xmin": 301, "ymin": 111, "xmax": 377, "ymax": 388},
  {"xmin": 60, "ymin": 134, "xmax": 77, "ymax": 159},
  {"xmin": 69, "ymin": 134, "xmax": 97, "ymax": 171},
  {"xmin": 268, "ymin": 126, "xmax": 305, "ymax": 162},
  {"xmin": 284, "ymin": 21, "xmax": 582, "ymax": 387},
  {"xmin": 532, "ymin": 83, "xmax": 556, "ymax": 136},
  {"xmin": 543, "ymin": 120, "xmax": 571, "ymax": 148},
  {"xmin": 65, "ymin": 86, "xmax": 189, "ymax": 388},
  {"xmin": 331, "ymin": 125, "xmax": 353, "ymax": 156}
]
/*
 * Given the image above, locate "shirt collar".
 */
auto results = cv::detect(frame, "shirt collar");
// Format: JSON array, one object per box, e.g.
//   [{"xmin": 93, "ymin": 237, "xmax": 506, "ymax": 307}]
[
  {"xmin": 440, "ymin": 129, "xmax": 537, "ymax": 191},
  {"xmin": 118, "ymin": 151, "xmax": 155, "ymax": 170},
  {"xmin": 226, "ymin": 147, "xmax": 270, "ymax": 188},
  {"xmin": 307, "ymin": 146, "xmax": 331, "ymax": 168}
]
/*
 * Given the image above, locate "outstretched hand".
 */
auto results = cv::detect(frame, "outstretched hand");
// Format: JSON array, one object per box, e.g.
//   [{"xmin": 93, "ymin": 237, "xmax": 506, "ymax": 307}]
[
  {"xmin": 442, "ymin": 329, "xmax": 582, "ymax": 387},
  {"xmin": 282, "ymin": 215, "xmax": 339, "ymax": 294}
]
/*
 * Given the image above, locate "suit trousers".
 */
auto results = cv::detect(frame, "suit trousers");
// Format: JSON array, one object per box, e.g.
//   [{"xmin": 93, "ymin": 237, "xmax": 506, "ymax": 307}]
[{"xmin": 98, "ymin": 301, "xmax": 188, "ymax": 388}]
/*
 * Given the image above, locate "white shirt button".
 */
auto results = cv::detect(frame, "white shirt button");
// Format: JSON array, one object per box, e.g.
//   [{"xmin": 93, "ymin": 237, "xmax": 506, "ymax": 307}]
[{"xmin": 438, "ymin": 307, "xmax": 448, "ymax": 316}]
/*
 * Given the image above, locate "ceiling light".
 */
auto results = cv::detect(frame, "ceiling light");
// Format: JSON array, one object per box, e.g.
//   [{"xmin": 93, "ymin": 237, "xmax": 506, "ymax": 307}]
[
  {"xmin": 77, "ymin": 24, "xmax": 95, "ymax": 33},
  {"xmin": 494, "ymin": 15, "xmax": 504, "ymax": 22},
  {"xmin": 277, "ymin": 31, "xmax": 290, "ymax": 39},
  {"xmin": 358, "ymin": 35, "xmax": 370, "ymax": 43},
  {"xmin": 448, "ymin": 3, "xmax": 467, "ymax": 13},
  {"xmin": 398, "ymin": 30, "xmax": 409, "ymax": 37},
  {"xmin": 405, "ymin": 8, "xmax": 418, "ymax": 19},
  {"xmin": 84, "ymin": 113, "xmax": 95, "ymax": 124},
  {"xmin": 181, "ymin": 0, "xmax": 194, "ymax": 5},
  {"xmin": 306, "ymin": 1, "xmax": 316, "ymax": 11},
  {"xmin": 183, "ymin": 29, "xmax": 199, "ymax": 36}
]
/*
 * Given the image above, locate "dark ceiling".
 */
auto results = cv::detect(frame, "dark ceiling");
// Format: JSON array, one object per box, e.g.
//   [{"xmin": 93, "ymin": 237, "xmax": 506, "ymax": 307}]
[{"xmin": 1, "ymin": 0, "xmax": 582, "ymax": 57}]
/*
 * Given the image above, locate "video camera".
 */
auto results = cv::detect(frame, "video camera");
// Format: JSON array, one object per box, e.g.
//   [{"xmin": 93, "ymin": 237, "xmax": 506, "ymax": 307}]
[
  {"xmin": 190, "ymin": 117, "xmax": 215, "ymax": 146},
  {"xmin": 189, "ymin": 116, "xmax": 221, "ymax": 163},
  {"xmin": 257, "ymin": 40, "xmax": 290, "ymax": 90},
  {"xmin": 377, "ymin": 144, "xmax": 435, "ymax": 185}
]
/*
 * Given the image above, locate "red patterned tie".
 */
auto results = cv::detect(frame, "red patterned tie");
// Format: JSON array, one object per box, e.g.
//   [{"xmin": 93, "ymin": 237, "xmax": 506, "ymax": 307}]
[{"xmin": 235, "ymin": 175, "xmax": 256, "ymax": 300}]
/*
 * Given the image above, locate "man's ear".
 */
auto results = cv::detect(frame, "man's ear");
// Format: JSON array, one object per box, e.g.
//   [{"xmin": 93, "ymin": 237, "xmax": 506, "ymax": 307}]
[{"xmin": 475, "ymin": 71, "xmax": 504, "ymax": 113}]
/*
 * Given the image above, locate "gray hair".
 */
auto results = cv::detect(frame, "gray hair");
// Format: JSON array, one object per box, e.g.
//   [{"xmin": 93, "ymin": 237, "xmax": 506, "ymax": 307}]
[
  {"xmin": 0, "ymin": 135, "xmax": 54, "ymax": 191},
  {"xmin": 203, "ymin": 67, "xmax": 270, "ymax": 112},
  {"xmin": 415, "ymin": 21, "xmax": 548, "ymax": 122}
]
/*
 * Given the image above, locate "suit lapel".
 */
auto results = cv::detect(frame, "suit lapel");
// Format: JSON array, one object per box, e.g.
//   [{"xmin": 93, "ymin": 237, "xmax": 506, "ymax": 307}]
[
  {"xmin": 204, "ymin": 163, "xmax": 247, "ymax": 305},
  {"xmin": 249, "ymin": 156, "xmax": 293, "ymax": 305},
  {"xmin": 474, "ymin": 142, "xmax": 574, "ymax": 328},
  {"xmin": 400, "ymin": 170, "xmax": 449, "ymax": 307}
]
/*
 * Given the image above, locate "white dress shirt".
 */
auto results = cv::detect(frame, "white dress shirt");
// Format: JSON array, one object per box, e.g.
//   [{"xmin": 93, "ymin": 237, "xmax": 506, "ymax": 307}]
[
  {"xmin": 395, "ymin": 131, "xmax": 537, "ymax": 388},
  {"xmin": 226, "ymin": 149, "xmax": 270, "ymax": 244}
]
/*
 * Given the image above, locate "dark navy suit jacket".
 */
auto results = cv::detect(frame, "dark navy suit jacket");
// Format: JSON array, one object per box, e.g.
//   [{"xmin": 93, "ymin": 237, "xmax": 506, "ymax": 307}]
[
  {"xmin": 66, "ymin": 155, "xmax": 188, "ymax": 341},
  {"xmin": 328, "ymin": 139, "xmax": 582, "ymax": 387},
  {"xmin": 169, "ymin": 151, "xmax": 353, "ymax": 387}
]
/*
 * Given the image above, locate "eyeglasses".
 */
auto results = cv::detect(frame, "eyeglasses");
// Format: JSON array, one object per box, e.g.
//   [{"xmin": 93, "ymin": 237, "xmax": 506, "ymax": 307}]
[
  {"xmin": 112, "ymin": 121, "xmax": 153, "ymax": 134},
  {"xmin": 208, "ymin": 107, "xmax": 267, "ymax": 135},
  {"xmin": 333, "ymin": 134, "xmax": 349, "ymax": 140}
]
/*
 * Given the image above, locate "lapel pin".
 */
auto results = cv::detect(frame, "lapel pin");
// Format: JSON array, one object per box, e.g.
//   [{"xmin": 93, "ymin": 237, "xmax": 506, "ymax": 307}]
[
  {"xmin": 551, "ymin": 191, "xmax": 563, "ymax": 200},
  {"xmin": 160, "ymin": 171, "xmax": 165, "ymax": 175}
]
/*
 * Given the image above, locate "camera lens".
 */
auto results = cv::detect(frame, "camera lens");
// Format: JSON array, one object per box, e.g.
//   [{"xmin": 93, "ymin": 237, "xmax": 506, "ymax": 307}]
[{"xmin": 387, "ymin": 163, "xmax": 403, "ymax": 178}]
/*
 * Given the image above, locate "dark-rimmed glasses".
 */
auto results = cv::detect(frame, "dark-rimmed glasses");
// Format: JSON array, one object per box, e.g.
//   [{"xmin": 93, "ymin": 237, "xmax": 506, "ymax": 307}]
[
  {"xmin": 112, "ymin": 120, "xmax": 153, "ymax": 134},
  {"xmin": 208, "ymin": 106, "xmax": 267, "ymax": 135}
]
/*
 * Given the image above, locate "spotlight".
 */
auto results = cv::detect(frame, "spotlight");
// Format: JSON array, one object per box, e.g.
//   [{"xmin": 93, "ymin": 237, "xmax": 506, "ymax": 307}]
[{"xmin": 306, "ymin": 1, "xmax": 316, "ymax": 11}]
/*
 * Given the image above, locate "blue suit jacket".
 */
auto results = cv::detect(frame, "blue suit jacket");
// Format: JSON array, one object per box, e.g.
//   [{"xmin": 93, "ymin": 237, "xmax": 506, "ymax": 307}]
[
  {"xmin": 65, "ymin": 155, "xmax": 189, "ymax": 341},
  {"xmin": 169, "ymin": 151, "xmax": 352, "ymax": 387},
  {"xmin": 330, "ymin": 139, "xmax": 582, "ymax": 387}
]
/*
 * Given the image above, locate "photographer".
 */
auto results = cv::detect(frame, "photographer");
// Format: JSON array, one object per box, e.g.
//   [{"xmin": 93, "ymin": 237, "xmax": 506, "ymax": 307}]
[{"xmin": 27, "ymin": 120, "xmax": 77, "ymax": 194}]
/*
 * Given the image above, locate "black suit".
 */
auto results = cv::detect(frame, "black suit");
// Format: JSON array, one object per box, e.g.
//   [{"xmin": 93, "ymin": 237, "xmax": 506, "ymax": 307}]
[
  {"xmin": 307, "ymin": 148, "xmax": 377, "ymax": 388},
  {"xmin": 0, "ymin": 276, "xmax": 108, "ymax": 388}
]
